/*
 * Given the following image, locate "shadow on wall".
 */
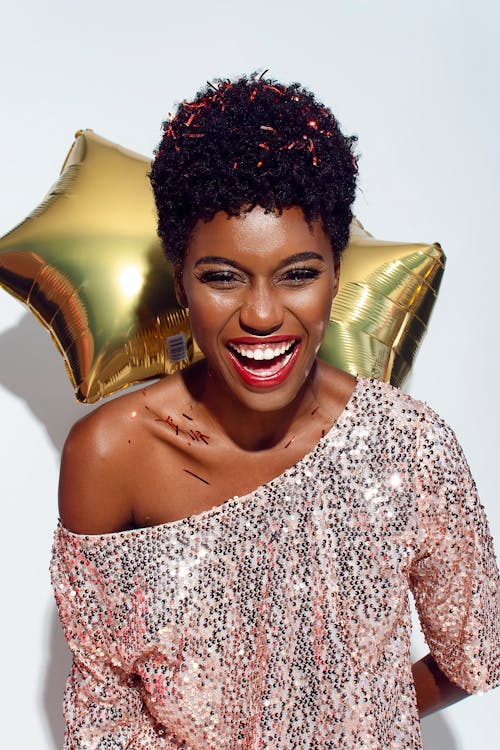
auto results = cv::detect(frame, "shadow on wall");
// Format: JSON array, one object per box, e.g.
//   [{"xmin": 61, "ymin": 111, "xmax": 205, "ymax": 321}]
[
  {"xmin": 421, "ymin": 712, "xmax": 460, "ymax": 750},
  {"xmin": 0, "ymin": 312, "xmax": 94, "ymax": 452},
  {"xmin": 0, "ymin": 313, "xmax": 91, "ymax": 749},
  {"xmin": 0, "ymin": 312, "xmax": 460, "ymax": 750}
]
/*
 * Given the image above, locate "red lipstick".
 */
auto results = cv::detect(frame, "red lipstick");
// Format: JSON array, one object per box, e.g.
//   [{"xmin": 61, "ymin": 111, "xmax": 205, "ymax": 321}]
[
  {"xmin": 226, "ymin": 335, "xmax": 297, "ymax": 346},
  {"xmin": 226, "ymin": 340, "xmax": 301, "ymax": 389}
]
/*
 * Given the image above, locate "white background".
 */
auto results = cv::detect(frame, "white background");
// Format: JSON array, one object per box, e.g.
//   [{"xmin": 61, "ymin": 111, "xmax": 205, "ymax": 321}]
[{"xmin": 1, "ymin": 1, "xmax": 499, "ymax": 748}]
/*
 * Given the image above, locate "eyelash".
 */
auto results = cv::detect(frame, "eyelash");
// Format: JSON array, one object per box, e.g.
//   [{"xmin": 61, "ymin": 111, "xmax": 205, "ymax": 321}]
[
  {"xmin": 281, "ymin": 267, "xmax": 321, "ymax": 284},
  {"xmin": 196, "ymin": 270, "xmax": 240, "ymax": 286},
  {"xmin": 195, "ymin": 267, "xmax": 322, "ymax": 287}
]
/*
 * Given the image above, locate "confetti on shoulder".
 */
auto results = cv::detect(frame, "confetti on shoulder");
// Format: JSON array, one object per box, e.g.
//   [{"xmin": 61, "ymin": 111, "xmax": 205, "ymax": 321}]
[{"xmin": 183, "ymin": 469, "xmax": 210, "ymax": 485}]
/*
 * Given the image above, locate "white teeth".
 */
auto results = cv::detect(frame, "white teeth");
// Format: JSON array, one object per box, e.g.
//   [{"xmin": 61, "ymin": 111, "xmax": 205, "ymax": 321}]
[
  {"xmin": 240, "ymin": 349, "xmax": 294, "ymax": 377},
  {"xmin": 229, "ymin": 339, "xmax": 295, "ymax": 360}
]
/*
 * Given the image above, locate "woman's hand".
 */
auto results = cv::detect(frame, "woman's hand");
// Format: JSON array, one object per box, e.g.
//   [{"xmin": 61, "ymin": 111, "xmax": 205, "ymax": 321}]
[{"xmin": 412, "ymin": 653, "xmax": 470, "ymax": 718}]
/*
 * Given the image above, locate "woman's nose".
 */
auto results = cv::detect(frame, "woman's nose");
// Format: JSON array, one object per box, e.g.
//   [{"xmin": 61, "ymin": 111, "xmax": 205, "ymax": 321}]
[{"xmin": 239, "ymin": 281, "xmax": 284, "ymax": 336}]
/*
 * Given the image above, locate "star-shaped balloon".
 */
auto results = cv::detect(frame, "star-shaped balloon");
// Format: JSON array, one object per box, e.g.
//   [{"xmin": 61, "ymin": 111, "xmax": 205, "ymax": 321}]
[
  {"xmin": 320, "ymin": 218, "xmax": 445, "ymax": 385},
  {"xmin": 0, "ymin": 129, "xmax": 445, "ymax": 403}
]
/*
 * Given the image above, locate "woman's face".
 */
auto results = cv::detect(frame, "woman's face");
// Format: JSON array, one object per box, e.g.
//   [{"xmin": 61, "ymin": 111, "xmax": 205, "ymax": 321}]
[{"xmin": 177, "ymin": 205, "xmax": 338, "ymax": 413}]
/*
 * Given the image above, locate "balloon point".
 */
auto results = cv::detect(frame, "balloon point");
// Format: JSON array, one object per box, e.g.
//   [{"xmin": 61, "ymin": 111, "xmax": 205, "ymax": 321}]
[{"xmin": 74, "ymin": 129, "xmax": 93, "ymax": 138}]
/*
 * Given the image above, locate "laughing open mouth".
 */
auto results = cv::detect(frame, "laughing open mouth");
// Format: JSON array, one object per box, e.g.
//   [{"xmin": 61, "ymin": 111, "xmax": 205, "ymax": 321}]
[{"xmin": 226, "ymin": 338, "xmax": 300, "ymax": 386}]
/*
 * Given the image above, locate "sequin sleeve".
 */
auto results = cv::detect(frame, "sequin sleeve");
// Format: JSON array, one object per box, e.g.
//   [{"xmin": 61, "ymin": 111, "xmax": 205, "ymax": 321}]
[
  {"xmin": 410, "ymin": 409, "xmax": 500, "ymax": 693},
  {"xmin": 51, "ymin": 529, "xmax": 174, "ymax": 749}
]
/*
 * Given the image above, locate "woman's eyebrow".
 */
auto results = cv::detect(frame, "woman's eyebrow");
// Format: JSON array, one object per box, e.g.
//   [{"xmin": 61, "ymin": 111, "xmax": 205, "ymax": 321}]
[
  {"xmin": 194, "ymin": 256, "xmax": 243, "ymax": 269},
  {"xmin": 193, "ymin": 251, "xmax": 325, "ymax": 270},
  {"xmin": 276, "ymin": 252, "xmax": 325, "ymax": 268}
]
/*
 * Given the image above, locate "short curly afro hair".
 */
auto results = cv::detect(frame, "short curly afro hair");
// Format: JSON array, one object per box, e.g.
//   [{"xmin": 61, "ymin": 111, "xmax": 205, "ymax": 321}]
[{"xmin": 150, "ymin": 73, "xmax": 358, "ymax": 267}]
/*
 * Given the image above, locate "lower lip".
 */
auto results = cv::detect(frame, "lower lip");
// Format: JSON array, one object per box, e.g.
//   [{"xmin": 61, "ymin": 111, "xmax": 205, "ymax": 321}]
[{"xmin": 226, "ymin": 343, "xmax": 301, "ymax": 389}]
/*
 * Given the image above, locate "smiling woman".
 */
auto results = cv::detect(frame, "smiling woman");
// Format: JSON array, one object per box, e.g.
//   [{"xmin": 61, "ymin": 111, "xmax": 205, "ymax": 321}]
[
  {"xmin": 50, "ymin": 73, "xmax": 500, "ymax": 750},
  {"xmin": 178, "ymin": 207, "xmax": 338, "ymax": 415}
]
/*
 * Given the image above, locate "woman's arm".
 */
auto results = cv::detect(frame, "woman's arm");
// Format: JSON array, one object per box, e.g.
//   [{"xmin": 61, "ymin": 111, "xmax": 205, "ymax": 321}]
[
  {"xmin": 412, "ymin": 653, "xmax": 470, "ymax": 718},
  {"xmin": 410, "ymin": 409, "xmax": 500, "ymax": 706}
]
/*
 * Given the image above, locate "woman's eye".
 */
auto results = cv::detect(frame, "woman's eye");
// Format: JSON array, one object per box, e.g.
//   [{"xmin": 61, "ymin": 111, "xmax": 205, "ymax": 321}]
[
  {"xmin": 280, "ymin": 267, "xmax": 322, "ymax": 284},
  {"xmin": 196, "ymin": 270, "xmax": 241, "ymax": 286}
]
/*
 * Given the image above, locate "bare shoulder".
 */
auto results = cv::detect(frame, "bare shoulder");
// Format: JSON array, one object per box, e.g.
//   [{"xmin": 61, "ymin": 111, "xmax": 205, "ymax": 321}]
[
  {"xmin": 58, "ymin": 388, "xmax": 147, "ymax": 535},
  {"xmin": 316, "ymin": 361, "xmax": 358, "ymax": 416}
]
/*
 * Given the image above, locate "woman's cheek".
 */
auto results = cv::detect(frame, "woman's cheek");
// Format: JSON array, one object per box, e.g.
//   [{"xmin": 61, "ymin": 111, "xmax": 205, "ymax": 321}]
[{"xmin": 188, "ymin": 291, "xmax": 239, "ymax": 348}]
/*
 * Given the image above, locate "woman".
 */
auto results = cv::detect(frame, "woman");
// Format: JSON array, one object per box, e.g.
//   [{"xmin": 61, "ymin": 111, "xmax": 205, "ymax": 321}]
[{"xmin": 51, "ymin": 74, "xmax": 499, "ymax": 749}]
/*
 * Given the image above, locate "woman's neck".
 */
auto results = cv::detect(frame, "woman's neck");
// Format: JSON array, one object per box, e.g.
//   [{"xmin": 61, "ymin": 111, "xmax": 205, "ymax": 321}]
[{"xmin": 183, "ymin": 361, "xmax": 321, "ymax": 453}]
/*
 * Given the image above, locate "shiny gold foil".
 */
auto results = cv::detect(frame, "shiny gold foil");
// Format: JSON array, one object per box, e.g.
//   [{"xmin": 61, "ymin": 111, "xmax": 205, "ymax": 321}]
[
  {"xmin": 0, "ymin": 130, "xmax": 445, "ymax": 402},
  {"xmin": 0, "ymin": 130, "xmax": 193, "ymax": 402},
  {"xmin": 320, "ymin": 219, "xmax": 445, "ymax": 387}
]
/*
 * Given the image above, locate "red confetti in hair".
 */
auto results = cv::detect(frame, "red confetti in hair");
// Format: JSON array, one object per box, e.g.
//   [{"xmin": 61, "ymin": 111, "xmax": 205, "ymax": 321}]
[
  {"xmin": 307, "ymin": 138, "xmax": 318, "ymax": 166},
  {"xmin": 263, "ymin": 84, "xmax": 283, "ymax": 95},
  {"xmin": 163, "ymin": 77, "xmax": 333, "ymax": 167},
  {"xmin": 165, "ymin": 123, "xmax": 180, "ymax": 152}
]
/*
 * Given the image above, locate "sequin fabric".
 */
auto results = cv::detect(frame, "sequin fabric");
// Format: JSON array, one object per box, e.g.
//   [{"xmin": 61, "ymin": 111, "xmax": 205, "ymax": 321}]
[{"xmin": 50, "ymin": 378, "xmax": 500, "ymax": 749}]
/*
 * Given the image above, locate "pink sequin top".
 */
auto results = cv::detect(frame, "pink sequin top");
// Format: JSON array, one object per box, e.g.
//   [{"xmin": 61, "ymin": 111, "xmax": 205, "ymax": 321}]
[{"xmin": 50, "ymin": 378, "xmax": 500, "ymax": 749}]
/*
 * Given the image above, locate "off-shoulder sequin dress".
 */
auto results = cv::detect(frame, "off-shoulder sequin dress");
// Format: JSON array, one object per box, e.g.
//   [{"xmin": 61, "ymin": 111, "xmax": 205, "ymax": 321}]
[{"xmin": 50, "ymin": 378, "xmax": 500, "ymax": 749}]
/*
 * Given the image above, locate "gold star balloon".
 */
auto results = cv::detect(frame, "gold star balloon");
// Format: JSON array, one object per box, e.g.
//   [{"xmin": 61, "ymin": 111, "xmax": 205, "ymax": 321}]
[
  {"xmin": 320, "ymin": 218, "xmax": 445, "ymax": 385},
  {"xmin": 0, "ymin": 129, "xmax": 445, "ymax": 403},
  {"xmin": 0, "ymin": 130, "xmax": 194, "ymax": 403}
]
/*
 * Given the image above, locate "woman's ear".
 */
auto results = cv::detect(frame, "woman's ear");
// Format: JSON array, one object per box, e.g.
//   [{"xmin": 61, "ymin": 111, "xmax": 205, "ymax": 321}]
[{"xmin": 174, "ymin": 267, "xmax": 188, "ymax": 308}]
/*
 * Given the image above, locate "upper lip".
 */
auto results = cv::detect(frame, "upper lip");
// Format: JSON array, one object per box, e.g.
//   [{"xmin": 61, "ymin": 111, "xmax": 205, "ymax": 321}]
[{"xmin": 226, "ymin": 335, "xmax": 298, "ymax": 346}]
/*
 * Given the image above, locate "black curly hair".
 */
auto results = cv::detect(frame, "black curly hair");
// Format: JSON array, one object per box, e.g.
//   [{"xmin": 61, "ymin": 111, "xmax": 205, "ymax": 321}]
[{"xmin": 150, "ymin": 73, "xmax": 358, "ymax": 267}]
